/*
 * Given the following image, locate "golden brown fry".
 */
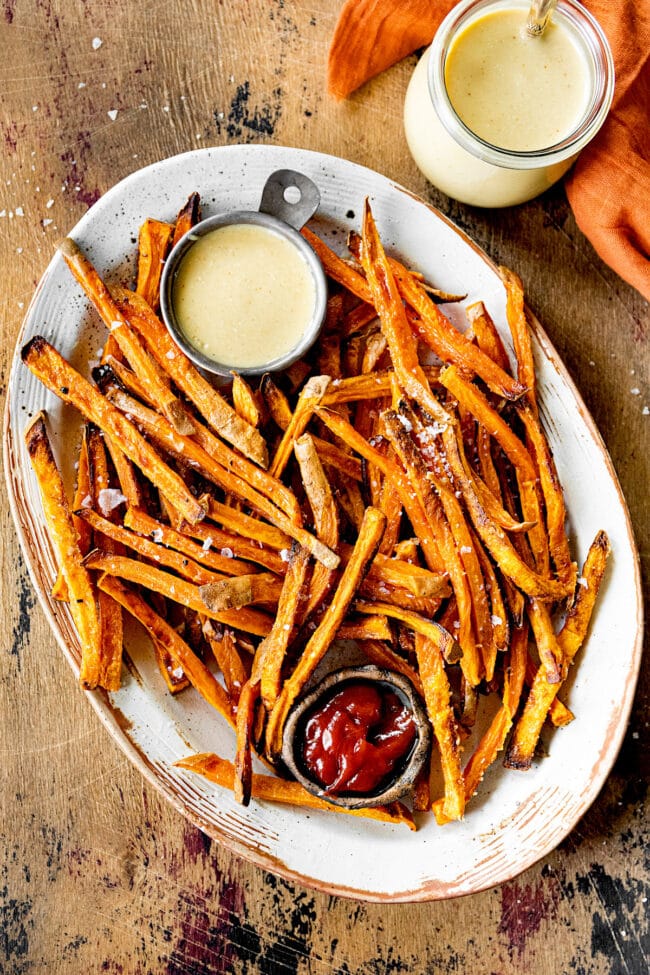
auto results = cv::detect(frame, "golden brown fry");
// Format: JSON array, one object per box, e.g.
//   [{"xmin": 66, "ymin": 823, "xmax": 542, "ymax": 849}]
[
  {"xmin": 500, "ymin": 266, "xmax": 536, "ymax": 410},
  {"xmin": 234, "ymin": 678, "xmax": 261, "ymax": 805},
  {"xmin": 381, "ymin": 407, "xmax": 481, "ymax": 684},
  {"xmin": 85, "ymin": 551, "xmax": 273, "ymax": 636},
  {"xmin": 360, "ymin": 201, "xmax": 451, "ymax": 426},
  {"xmin": 22, "ymin": 337, "xmax": 206, "ymax": 526},
  {"xmin": 25, "ymin": 413, "xmax": 101, "ymax": 688},
  {"xmin": 518, "ymin": 400, "xmax": 577, "ymax": 590},
  {"xmin": 59, "ymin": 238, "xmax": 194, "ymax": 436},
  {"xmin": 113, "ymin": 287, "xmax": 269, "ymax": 467},
  {"xmin": 52, "ymin": 424, "xmax": 92, "ymax": 601},
  {"xmin": 176, "ymin": 752, "xmax": 415, "ymax": 828},
  {"xmin": 355, "ymin": 599, "xmax": 461, "ymax": 664},
  {"xmin": 526, "ymin": 597, "xmax": 562, "ymax": 684},
  {"xmin": 265, "ymin": 507, "xmax": 386, "ymax": 756},
  {"xmin": 414, "ymin": 633, "xmax": 465, "ymax": 822},
  {"xmin": 441, "ymin": 422, "xmax": 570, "ymax": 600},
  {"xmin": 316, "ymin": 407, "xmax": 444, "ymax": 576},
  {"xmin": 122, "ymin": 507, "xmax": 259, "ymax": 577},
  {"xmin": 171, "ymin": 191, "xmax": 201, "ymax": 247},
  {"xmin": 87, "ymin": 426, "xmax": 124, "ymax": 691},
  {"xmin": 104, "ymin": 386, "xmax": 338, "ymax": 569},
  {"xmin": 99, "ymin": 575, "xmax": 233, "ymax": 724},
  {"xmin": 270, "ymin": 375, "xmax": 331, "ymax": 479},
  {"xmin": 524, "ymin": 653, "xmax": 575, "ymax": 727},
  {"xmin": 231, "ymin": 373, "xmax": 261, "ymax": 428},
  {"xmin": 466, "ymin": 301, "xmax": 512, "ymax": 375},
  {"xmin": 294, "ymin": 433, "xmax": 339, "ymax": 618},
  {"xmin": 136, "ymin": 218, "xmax": 174, "ymax": 310},
  {"xmin": 255, "ymin": 546, "xmax": 311, "ymax": 711},
  {"xmin": 505, "ymin": 531, "xmax": 610, "ymax": 769}
]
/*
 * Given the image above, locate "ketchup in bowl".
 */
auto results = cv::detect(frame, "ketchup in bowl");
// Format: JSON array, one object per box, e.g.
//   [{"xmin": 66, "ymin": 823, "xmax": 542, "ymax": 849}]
[
  {"xmin": 281, "ymin": 666, "xmax": 431, "ymax": 808},
  {"xmin": 302, "ymin": 681, "xmax": 418, "ymax": 795}
]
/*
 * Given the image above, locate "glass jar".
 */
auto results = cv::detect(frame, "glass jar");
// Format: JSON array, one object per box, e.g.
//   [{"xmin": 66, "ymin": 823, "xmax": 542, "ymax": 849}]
[{"xmin": 403, "ymin": 0, "xmax": 614, "ymax": 207}]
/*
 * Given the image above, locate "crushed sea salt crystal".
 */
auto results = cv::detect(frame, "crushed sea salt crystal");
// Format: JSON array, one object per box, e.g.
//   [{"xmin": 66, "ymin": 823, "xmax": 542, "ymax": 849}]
[
  {"xmin": 630, "ymin": 388, "xmax": 640, "ymax": 395},
  {"xmin": 107, "ymin": 110, "xmax": 118, "ymax": 121},
  {"xmin": 460, "ymin": 546, "xmax": 472, "ymax": 554},
  {"xmin": 577, "ymin": 576, "xmax": 588, "ymax": 588},
  {"xmin": 279, "ymin": 549, "xmax": 291, "ymax": 563},
  {"xmin": 397, "ymin": 414, "xmax": 413, "ymax": 432},
  {"xmin": 201, "ymin": 536, "xmax": 213, "ymax": 552},
  {"xmin": 491, "ymin": 615, "xmax": 503, "ymax": 627},
  {"xmin": 171, "ymin": 667, "xmax": 184, "ymax": 680},
  {"xmin": 97, "ymin": 488, "xmax": 127, "ymax": 515},
  {"xmin": 92, "ymin": 37, "xmax": 102, "ymax": 49},
  {"xmin": 110, "ymin": 320, "xmax": 122, "ymax": 331},
  {"xmin": 220, "ymin": 547, "xmax": 234, "ymax": 559},
  {"xmin": 151, "ymin": 528, "xmax": 164, "ymax": 543},
  {"xmin": 166, "ymin": 350, "xmax": 175, "ymax": 359}
]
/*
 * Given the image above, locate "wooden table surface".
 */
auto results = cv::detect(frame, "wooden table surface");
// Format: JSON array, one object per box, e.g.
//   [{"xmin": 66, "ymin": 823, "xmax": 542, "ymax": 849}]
[{"xmin": 1, "ymin": 2, "xmax": 648, "ymax": 972}]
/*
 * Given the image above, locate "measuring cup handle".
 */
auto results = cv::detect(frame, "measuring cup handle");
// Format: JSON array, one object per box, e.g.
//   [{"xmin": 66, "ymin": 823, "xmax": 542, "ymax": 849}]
[{"xmin": 259, "ymin": 170, "xmax": 321, "ymax": 231}]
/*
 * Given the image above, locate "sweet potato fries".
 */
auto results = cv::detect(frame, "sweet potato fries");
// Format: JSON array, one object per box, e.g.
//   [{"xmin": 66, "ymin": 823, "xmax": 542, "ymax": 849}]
[{"xmin": 22, "ymin": 193, "xmax": 609, "ymax": 827}]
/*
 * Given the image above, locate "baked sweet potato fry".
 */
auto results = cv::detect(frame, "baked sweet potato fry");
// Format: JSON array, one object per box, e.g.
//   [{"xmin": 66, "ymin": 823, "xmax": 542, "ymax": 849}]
[
  {"xmin": 505, "ymin": 531, "xmax": 610, "ymax": 769},
  {"xmin": 25, "ymin": 413, "xmax": 101, "ymax": 688},
  {"xmin": 176, "ymin": 752, "xmax": 415, "ymax": 828},
  {"xmin": 22, "ymin": 337, "xmax": 206, "ymax": 526},
  {"xmin": 136, "ymin": 218, "xmax": 173, "ymax": 310}
]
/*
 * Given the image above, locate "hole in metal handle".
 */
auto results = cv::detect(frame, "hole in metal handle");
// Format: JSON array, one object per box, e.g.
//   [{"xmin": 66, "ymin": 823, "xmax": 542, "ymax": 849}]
[{"xmin": 259, "ymin": 169, "xmax": 321, "ymax": 230}]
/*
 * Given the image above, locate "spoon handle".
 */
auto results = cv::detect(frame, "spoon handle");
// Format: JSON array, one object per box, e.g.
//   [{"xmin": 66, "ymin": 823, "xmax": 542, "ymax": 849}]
[{"xmin": 527, "ymin": 0, "xmax": 557, "ymax": 36}]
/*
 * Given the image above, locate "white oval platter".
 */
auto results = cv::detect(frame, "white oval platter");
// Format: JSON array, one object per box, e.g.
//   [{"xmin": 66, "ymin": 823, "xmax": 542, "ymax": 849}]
[{"xmin": 4, "ymin": 145, "xmax": 643, "ymax": 902}]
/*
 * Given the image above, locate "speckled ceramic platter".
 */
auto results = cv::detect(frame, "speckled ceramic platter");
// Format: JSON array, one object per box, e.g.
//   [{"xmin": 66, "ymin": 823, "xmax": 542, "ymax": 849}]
[{"xmin": 4, "ymin": 145, "xmax": 643, "ymax": 902}]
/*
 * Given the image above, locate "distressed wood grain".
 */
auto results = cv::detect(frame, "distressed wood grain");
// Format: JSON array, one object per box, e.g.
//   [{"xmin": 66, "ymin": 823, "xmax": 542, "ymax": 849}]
[{"xmin": 1, "ymin": 1, "xmax": 647, "ymax": 973}]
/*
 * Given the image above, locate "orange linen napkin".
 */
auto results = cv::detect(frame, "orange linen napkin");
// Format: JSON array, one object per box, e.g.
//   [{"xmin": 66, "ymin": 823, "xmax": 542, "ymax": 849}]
[{"xmin": 328, "ymin": 0, "xmax": 650, "ymax": 302}]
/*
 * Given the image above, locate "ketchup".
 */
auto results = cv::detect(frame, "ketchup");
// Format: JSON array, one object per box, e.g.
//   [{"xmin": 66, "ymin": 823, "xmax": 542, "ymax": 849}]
[{"xmin": 301, "ymin": 681, "xmax": 417, "ymax": 794}]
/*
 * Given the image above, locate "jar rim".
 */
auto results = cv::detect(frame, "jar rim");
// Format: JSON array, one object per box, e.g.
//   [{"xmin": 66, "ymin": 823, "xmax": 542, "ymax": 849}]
[{"xmin": 427, "ymin": 0, "xmax": 615, "ymax": 171}]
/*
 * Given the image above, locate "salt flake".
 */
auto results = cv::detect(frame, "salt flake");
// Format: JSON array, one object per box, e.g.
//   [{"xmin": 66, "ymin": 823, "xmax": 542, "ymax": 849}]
[{"xmin": 92, "ymin": 37, "xmax": 102, "ymax": 50}]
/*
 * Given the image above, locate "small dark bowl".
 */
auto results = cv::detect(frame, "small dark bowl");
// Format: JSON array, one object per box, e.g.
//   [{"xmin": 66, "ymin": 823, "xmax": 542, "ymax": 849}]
[{"xmin": 281, "ymin": 665, "xmax": 431, "ymax": 809}]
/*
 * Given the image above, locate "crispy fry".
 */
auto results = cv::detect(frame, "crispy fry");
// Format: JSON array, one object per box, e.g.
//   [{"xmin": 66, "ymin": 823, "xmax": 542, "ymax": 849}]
[
  {"xmin": 265, "ymin": 507, "xmax": 386, "ymax": 756},
  {"xmin": 52, "ymin": 424, "xmax": 92, "ymax": 601},
  {"xmin": 87, "ymin": 426, "xmax": 124, "ymax": 691},
  {"xmin": 270, "ymin": 375, "xmax": 330, "ymax": 479},
  {"xmin": 113, "ymin": 286, "xmax": 269, "ymax": 467},
  {"xmin": 234, "ymin": 678, "xmax": 261, "ymax": 805},
  {"xmin": 103, "ymin": 385, "xmax": 338, "ymax": 569},
  {"xmin": 255, "ymin": 546, "xmax": 311, "ymax": 710},
  {"xmin": 176, "ymin": 752, "xmax": 415, "ymax": 828},
  {"xmin": 294, "ymin": 434, "xmax": 339, "ymax": 618},
  {"xmin": 441, "ymin": 422, "xmax": 570, "ymax": 600},
  {"xmin": 466, "ymin": 301, "xmax": 512, "ymax": 375},
  {"xmin": 171, "ymin": 191, "xmax": 201, "ymax": 246},
  {"xmin": 22, "ymin": 337, "xmax": 206, "ymax": 526},
  {"xmin": 360, "ymin": 201, "xmax": 451, "ymax": 426},
  {"xmin": 85, "ymin": 551, "xmax": 273, "ymax": 636},
  {"xmin": 505, "ymin": 531, "xmax": 610, "ymax": 769},
  {"xmin": 136, "ymin": 218, "xmax": 174, "ymax": 310},
  {"xmin": 59, "ymin": 238, "xmax": 195, "ymax": 436},
  {"xmin": 232, "ymin": 373, "xmax": 261, "ymax": 428},
  {"xmin": 122, "ymin": 507, "xmax": 260, "ymax": 576},
  {"xmin": 98, "ymin": 575, "xmax": 233, "ymax": 724},
  {"xmin": 414, "ymin": 633, "xmax": 464, "ymax": 822},
  {"xmin": 25, "ymin": 413, "xmax": 101, "ymax": 688},
  {"xmin": 316, "ymin": 407, "xmax": 445, "ymax": 576},
  {"xmin": 500, "ymin": 266, "xmax": 536, "ymax": 410},
  {"xmin": 355, "ymin": 600, "xmax": 461, "ymax": 665}
]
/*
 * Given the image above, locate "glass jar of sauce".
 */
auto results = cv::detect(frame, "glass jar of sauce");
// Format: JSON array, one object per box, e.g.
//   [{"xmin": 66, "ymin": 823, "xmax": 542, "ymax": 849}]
[{"xmin": 403, "ymin": 0, "xmax": 614, "ymax": 207}]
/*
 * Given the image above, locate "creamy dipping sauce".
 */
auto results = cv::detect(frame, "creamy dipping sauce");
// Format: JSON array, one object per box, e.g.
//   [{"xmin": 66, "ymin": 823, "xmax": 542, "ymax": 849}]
[
  {"xmin": 445, "ymin": 9, "xmax": 591, "ymax": 152},
  {"xmin": 403, "ymin": 0, "xmax": 609, "ymax": 208},
  {"xmin": 172, "ymin": 223, "xmax": 316, "ymax": 369}
]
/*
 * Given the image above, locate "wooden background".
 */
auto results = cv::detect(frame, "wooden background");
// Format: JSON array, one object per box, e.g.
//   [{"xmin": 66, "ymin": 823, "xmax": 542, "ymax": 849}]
[{"xmin": 1, "ymin": 1, "xmax": 647, "ymax": 972}]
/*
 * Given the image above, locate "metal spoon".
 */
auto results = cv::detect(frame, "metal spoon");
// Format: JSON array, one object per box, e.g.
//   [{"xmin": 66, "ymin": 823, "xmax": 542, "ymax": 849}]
[{"xmin": 527, "ymin": 0, "xmax": 557, "ymax": 36}]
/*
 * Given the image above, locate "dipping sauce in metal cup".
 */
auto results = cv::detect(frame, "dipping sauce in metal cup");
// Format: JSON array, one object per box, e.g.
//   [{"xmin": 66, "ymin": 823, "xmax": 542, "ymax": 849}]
[
  {"xmin": 160, "ymin": 170, "xmax": 328, "ymax": 377},
  {"xmin": 404, "ymin": 0, "xmax": 614, "ymax": 207}
]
